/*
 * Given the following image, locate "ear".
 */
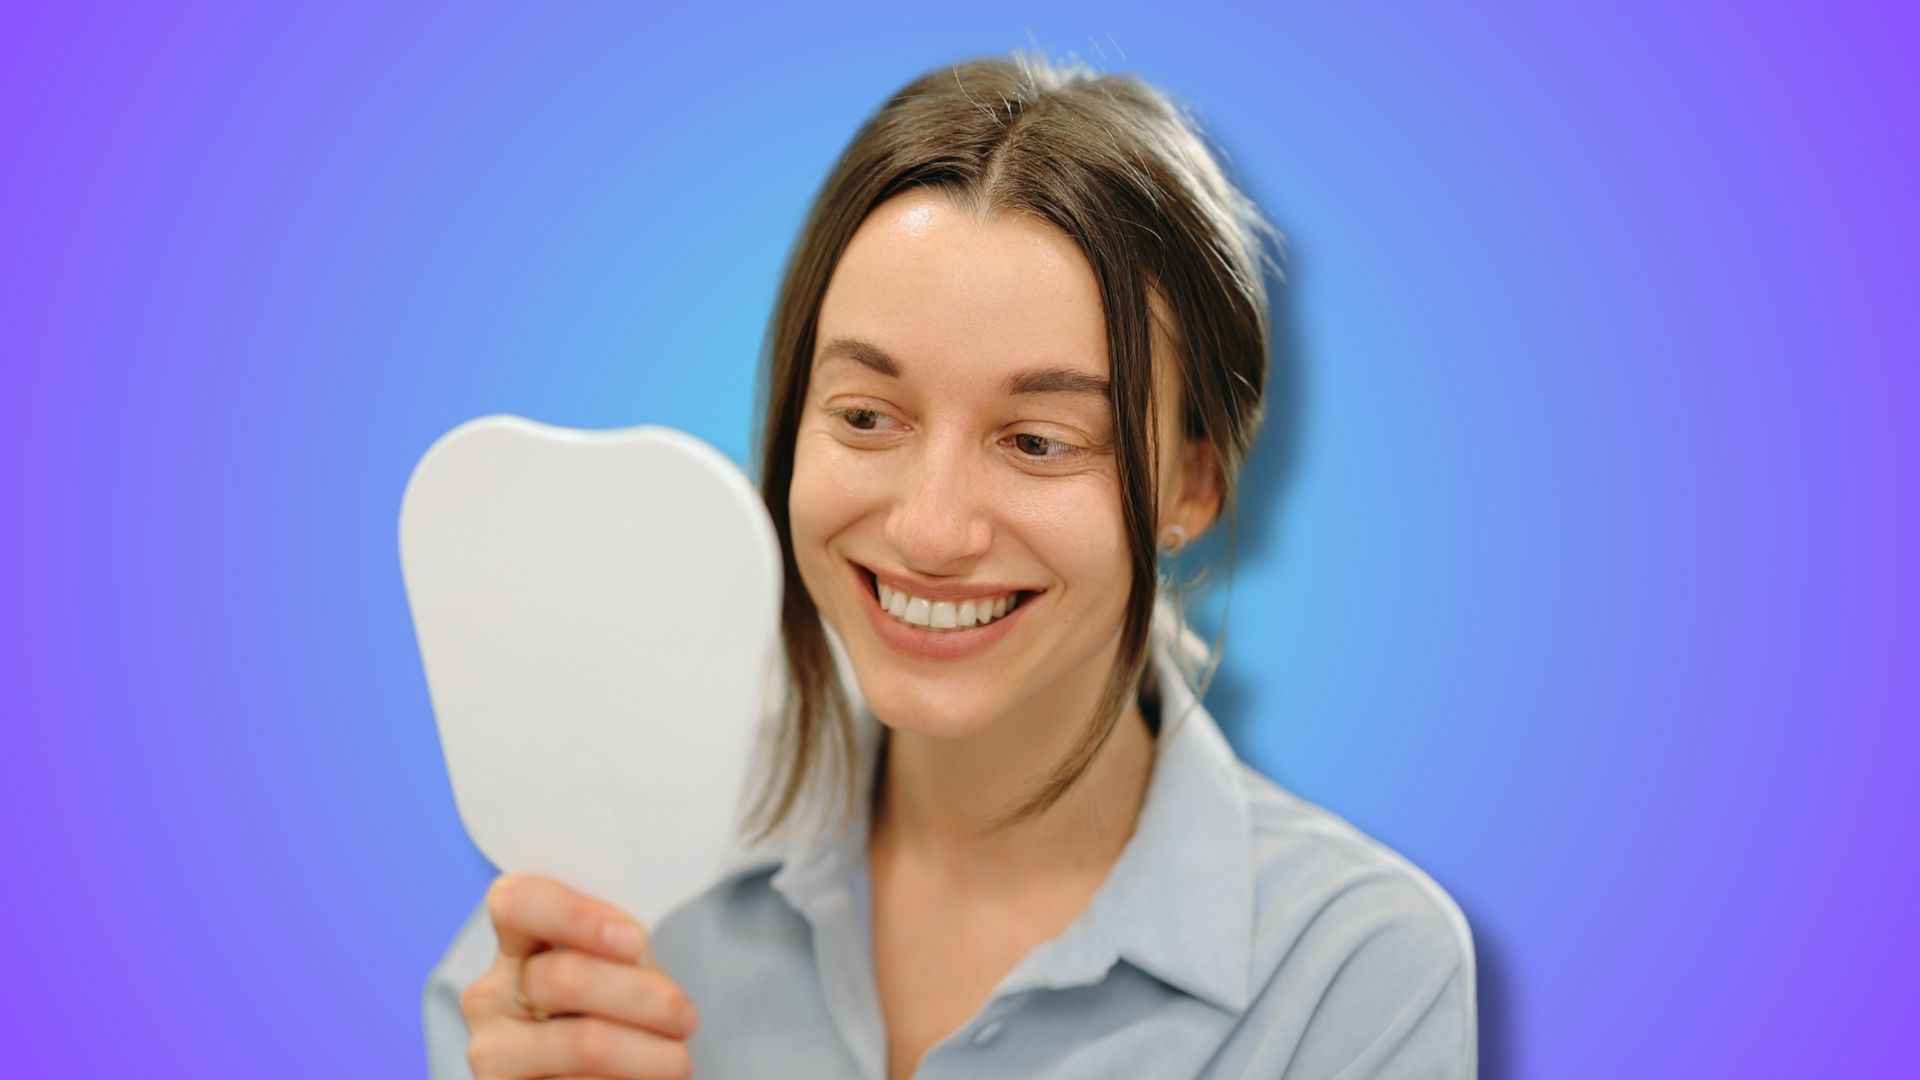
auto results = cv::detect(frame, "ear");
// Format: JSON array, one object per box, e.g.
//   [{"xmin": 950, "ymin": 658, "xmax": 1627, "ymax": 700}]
[{"xmin": 1166, "ymin": 437, "xmax": 1223, "ymax": 544}]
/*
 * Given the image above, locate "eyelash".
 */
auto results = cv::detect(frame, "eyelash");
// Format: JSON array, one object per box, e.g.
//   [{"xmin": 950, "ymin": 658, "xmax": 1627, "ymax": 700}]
[{"xmin": 826, "ymin": 407, "xmax": 1087, "ymax": 464}]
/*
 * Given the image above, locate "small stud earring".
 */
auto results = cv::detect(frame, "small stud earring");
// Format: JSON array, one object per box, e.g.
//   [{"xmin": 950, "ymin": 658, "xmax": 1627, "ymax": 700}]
[{"xmin": 1158, "ymin": 524, "xmax": 1188, "ymax": 553}]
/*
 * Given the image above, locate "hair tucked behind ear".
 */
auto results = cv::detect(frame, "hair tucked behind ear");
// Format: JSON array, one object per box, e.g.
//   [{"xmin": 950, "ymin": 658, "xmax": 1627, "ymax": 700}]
[{"xmin": 742, "ymin": 50, "xmax": 1282, "ymax": 845}]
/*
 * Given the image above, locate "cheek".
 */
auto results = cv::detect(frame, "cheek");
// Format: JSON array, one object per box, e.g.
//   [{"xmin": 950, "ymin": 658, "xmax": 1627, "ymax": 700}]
[
  {"xmin": 787, "ymin": 432, "xmax": 876, "ymax": 568},
  {"xmin": 1010, "ymin": 478, "xmax": 1134, "ymax": 598}
]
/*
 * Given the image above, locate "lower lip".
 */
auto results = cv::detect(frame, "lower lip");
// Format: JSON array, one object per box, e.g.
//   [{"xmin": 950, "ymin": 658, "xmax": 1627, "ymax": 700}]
[{"xmin": 850, "ymin": 561, "xmax": 1036, "ymax": 661}]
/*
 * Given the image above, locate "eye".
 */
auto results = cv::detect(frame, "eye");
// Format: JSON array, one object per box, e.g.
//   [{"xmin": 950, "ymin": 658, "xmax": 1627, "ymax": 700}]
[
  {"xmin": 828, "ymin": 405, "xmax": 901, "ymax": 435},
  {"xmin": 1006, "ymin": 432, "xmax": 1084, "ymax": 462}
]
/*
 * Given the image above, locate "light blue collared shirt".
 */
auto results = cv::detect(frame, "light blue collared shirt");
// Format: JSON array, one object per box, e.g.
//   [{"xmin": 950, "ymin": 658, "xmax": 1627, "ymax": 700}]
[{"xmin": 424, "ymin": 614, "xmax": 1477, "ymax": 1078}]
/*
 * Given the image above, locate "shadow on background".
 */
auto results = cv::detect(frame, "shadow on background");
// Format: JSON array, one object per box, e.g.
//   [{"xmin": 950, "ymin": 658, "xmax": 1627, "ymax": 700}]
[
  {"xmin": 1177, "ymin": 189, "xmax": 1306, "ymax": 723},
  {"xmin": 1175, "ymin": 199, "xmax": 1514, "ymax": 1079},
  {"xmin": 1463, "ymin": 903, "xmax": 1514, "ymax": 1079}
]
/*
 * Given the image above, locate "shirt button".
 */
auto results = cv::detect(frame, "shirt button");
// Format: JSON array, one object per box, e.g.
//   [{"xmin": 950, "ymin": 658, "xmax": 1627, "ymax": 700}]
[{"xmin": 972, "ymin": 1020, "xmax": 1004, "ymax": 1045}]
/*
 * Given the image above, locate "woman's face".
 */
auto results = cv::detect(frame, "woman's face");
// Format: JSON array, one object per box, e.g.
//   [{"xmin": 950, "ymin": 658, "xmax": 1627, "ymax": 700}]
[{"xmin": 788, "ymin": 188, "xmax": 1194, "ymax": 739}]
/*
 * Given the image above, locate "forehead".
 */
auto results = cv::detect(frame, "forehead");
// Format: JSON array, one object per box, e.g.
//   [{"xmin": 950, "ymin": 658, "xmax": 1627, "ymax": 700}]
[{"xmin": 815, "ymin": 190, "xmax": 1110, "ymax": 383}]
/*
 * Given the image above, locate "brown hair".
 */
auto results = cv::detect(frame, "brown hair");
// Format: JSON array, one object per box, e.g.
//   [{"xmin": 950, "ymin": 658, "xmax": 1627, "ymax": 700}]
[{"xmin": 744, "ymin": 51, "xmax": 1281, "ymax": 843}]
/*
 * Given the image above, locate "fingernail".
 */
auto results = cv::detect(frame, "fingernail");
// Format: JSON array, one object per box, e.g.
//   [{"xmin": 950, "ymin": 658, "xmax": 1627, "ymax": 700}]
[{"xmin": 603, "ymin": 920, "xmax": 643, "ymax": 960}]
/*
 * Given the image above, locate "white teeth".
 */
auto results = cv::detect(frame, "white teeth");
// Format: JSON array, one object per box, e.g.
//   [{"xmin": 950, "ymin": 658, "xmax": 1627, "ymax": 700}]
[{"xmin": 873, "ymin": 577, "xmax": 1022, "ymax": 632}]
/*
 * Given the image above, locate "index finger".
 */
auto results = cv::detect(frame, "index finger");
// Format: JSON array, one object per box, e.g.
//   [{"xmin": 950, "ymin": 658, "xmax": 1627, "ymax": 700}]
[{"xmin": 485, "ymin": 873, "xmax": 651, "ymax": 966}]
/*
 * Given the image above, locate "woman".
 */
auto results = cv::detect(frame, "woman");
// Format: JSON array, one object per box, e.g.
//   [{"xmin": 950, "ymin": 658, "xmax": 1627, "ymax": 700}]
[{"xmin": 425, "ymin": 53, "xmax": 1476, "ymax": 1079}]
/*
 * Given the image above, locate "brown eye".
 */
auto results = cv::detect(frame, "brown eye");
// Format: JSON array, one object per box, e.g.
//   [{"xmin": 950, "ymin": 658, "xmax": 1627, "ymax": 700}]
[
  {"xmin": 1003, "ymin": 430, "xmax": 1088, "ymax": 467},
  {"xmin": 831, "ymin": 406, "xmax": 897, "ymax": 435}
]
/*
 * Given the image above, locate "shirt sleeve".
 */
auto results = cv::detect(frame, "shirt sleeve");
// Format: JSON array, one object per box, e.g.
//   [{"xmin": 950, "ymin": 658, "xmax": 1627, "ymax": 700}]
[
  {"xmin": 1278, "ymin": 872, "xmax": 1478, "ymax": 1080},
  {"xmin": 1321, "ymin": 953, "xmax": 1473, "ymax": 1080},
  {"xmin": 421, "ymin": 899, "xmax": 500, "ymax": 1080}
]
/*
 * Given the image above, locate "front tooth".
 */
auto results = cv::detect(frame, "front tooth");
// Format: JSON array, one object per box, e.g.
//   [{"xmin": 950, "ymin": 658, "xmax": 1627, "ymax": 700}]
[
  {"xmin": 905, "ymin": 597, "xmax": 932, "ymax": 627},
  {"xmin": 957, "ymin": 599, "xmax": 978, "ymax": 627},
  {"xmin": 930, "ymin": 600, "xmax": 957, "ymax": 629},
  {"xmin": 887, "ymin": 589, "xmax": 909, "ymax": 617}
]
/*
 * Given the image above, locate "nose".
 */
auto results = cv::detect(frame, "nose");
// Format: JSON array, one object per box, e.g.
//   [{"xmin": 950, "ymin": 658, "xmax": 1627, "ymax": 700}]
[{"xmin": 883, "ymin": 432, "xmax": 993, "ymax": 575}]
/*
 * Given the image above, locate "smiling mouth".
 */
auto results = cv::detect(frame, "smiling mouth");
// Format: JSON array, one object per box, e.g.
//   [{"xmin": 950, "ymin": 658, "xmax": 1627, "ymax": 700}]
[{"xmin": 853, "ymin": 563, "xmax": 1038, "ymax": 632}]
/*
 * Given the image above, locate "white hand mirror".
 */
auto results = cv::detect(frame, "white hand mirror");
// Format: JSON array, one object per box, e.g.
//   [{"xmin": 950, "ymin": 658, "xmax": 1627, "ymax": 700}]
[{"xmin": 399, "ymin": 415, "xmax": 780, "ymax": 929}]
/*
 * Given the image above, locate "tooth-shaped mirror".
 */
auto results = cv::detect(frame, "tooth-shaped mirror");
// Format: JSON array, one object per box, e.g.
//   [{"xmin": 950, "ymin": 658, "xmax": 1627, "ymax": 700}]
[{"xmin": 399, "ymin": 416, "xmax": 780, "ymax": 929}]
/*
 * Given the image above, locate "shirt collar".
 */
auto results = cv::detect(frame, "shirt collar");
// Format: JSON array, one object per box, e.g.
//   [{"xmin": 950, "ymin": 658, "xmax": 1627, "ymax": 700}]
[{"xmin": 723, "ymin": 595, "xmax": 1257, "ymax": 1015}]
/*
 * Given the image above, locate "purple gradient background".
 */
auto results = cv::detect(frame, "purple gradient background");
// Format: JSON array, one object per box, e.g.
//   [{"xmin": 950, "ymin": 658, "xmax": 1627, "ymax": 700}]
[{"xmin": 4, "ymin": 5, "xmax": 1914, "ymax": 1076}]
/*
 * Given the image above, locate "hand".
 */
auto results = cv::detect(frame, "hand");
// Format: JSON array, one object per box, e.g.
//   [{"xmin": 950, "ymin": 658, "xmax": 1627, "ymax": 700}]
[{"xmin": 459, "ymin": 872, "xmax": 698, "ymax": 1079}]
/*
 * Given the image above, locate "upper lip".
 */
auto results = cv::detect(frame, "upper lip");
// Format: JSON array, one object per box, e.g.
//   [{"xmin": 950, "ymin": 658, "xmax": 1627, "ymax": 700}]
[{"xmin": 855, "ymin": 561, "xmax": 1039, "ymax": 603}]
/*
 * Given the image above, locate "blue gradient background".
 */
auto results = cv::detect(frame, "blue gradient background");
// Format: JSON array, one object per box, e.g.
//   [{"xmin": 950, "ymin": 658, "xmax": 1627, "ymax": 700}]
[{"xmin": 5, "ymin": 5, "xmax": 1913, "ymax": 1076}]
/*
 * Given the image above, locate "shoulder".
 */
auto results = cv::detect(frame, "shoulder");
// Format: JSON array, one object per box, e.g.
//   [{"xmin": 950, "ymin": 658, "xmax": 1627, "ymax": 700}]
[
  {"xmin": 421, "ymin": 898, "xmax": 497, "ymax": 1078},
  {"xmin": 423, "ymin": 897, "xmax": 497, "ymax": 1002},
  {"xmin": 648, "ymin": 858, "xmax": 860, "ymax": 1070},
  {"xmin": 1233, "ymin": 764, "xmax": 1477, "ymax": 1078},
  {"xmin": 655, "ymin": 857, "xmax": 793, "ymax": 944},
  {"xmin": 650, "ymin": 857, "xmax": 813, "ymax": 991},
  {"xmin": 1238, "ymin": 763, "xmax": 1474, "ymax": 965}
]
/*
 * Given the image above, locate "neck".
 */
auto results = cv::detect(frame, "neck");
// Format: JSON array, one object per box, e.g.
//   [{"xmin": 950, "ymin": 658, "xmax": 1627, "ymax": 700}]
[{"xmin": 869, "ymin": 674, "xmax": 1158, "ymax": 889}]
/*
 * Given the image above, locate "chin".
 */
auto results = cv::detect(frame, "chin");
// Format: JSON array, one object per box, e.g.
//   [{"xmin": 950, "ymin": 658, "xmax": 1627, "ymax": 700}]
[{"xmin": 854, "ymin": 665, "xmax": 1004, "ymax": 740}]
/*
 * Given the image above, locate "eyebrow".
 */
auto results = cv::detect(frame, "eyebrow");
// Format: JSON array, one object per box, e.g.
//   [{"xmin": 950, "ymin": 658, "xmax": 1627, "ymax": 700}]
[{"xmin": 816, "ymin": 336, "xmax": 1111, "ymax": 399}]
